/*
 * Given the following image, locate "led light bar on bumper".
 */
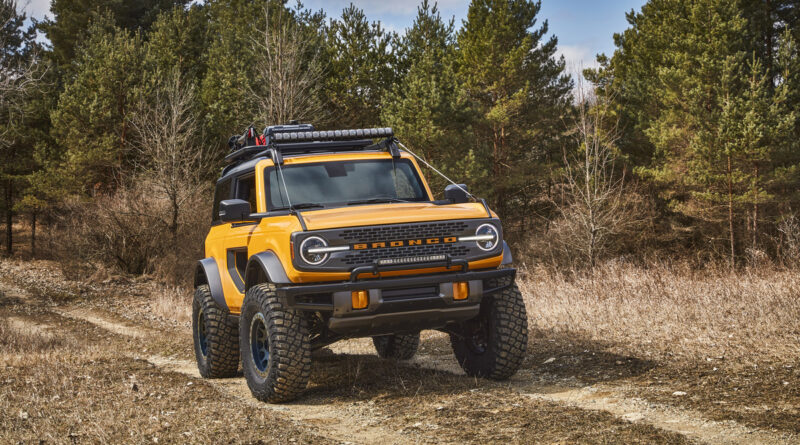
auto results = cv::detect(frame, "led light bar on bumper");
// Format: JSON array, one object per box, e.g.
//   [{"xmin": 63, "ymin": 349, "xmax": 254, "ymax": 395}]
[{"xmin": 377, "ymin": 254, "xmax": 447, "ymax": 266}]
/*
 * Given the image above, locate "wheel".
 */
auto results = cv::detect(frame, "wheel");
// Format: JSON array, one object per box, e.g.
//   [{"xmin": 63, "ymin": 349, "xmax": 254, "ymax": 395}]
[
  {"xmin": 372, "ymin": 332, "xmax": 420, "ymax": 360},
  {"xmin": 240, "ymin": 283, "xmax": 311, "ymax": 403},
  {"xmin": 192, "ymin": 285, "xmax": 239, "ymax": 378},
  {"xmin": 449, "ymin": 278, "xmax": 527, "ymax": 380}
]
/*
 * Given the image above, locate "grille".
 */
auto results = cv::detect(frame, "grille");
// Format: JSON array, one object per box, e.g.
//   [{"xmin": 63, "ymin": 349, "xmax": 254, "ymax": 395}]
[
  {"xmin": 340, "ymin": 221, "xmax": 470, "ymax": 243},
  {"xmin": 341, "ymin": 243, "xmax": 470, "ymax": 266}
]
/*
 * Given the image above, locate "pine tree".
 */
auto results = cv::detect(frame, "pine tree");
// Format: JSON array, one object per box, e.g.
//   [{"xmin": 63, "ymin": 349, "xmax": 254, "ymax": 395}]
[
  {"xmin": 144, "ymin": 4, "xmax": 209, "ymax": 85},
  {"xmin": 39, "ymin": 0, "xmax": 189, "ymax": 72},
  {"xmin": 323, "ymin": 4, "xmax": 397, "ymax": 128},
  {"xmin": 0, "ymin": 0, "xmax": 43, "ymax": 255},
  {"xmin": 592, "ymin": 0, "xmax": 800, "ymax": 265},
  {"xmin": 381, "ymin": 0, "xmax": 465, "ymax": 194},
  {"xmin": 49, "ymin": 18, "xmax": 145, "ymax": 192},
  {"xmin": 457, "ymin": 0, "xmax": 572, "ymax": 230}
]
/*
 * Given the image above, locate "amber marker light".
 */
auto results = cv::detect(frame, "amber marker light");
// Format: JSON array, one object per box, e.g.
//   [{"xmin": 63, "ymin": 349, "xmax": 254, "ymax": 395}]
[
  {"xmin": 453, "ymin": 282, "xmax": 469, "ymax": 300},
  {"xmin": 351, "ymin": 290, "xmax": 368, "ymax": 309}
]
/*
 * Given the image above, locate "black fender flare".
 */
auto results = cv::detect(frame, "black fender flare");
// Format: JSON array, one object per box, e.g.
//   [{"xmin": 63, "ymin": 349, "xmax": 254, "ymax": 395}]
[
  {"xmin": 195, "ymin": 258, "xmax": 228, "ymax": 311},
  {"xmin": 245, "ymin": 251, "xmax": 292, "ymax": 290},
  {"xmin": 501, "ymin": 241, "xmax": 513, "ymax": 265}
]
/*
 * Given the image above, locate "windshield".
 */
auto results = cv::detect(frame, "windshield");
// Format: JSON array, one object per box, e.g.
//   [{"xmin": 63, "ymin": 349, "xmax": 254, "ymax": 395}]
[{"xmin": 266, "ymin": 159, "xmax": 429, "ymax": 210}]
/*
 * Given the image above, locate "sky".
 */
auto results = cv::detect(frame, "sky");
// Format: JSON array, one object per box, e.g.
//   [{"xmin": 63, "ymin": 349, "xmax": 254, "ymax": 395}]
[{"xmin": 21, "ymin": 0, "xmax": 647, "ymax": 73}]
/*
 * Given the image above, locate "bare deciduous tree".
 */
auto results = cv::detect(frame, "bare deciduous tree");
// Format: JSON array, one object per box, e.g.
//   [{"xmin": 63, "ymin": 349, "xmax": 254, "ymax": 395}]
[
  {"xmin": 248, "ymin": 7, "xmax": 326, "ymax": 126},
  {"xmin": 552, "ymin": 77, "xmax": 640, "ymax": 268},
  {"xmin": 128, "ymin": 70, "xmax": 210, "ymax": 247}
]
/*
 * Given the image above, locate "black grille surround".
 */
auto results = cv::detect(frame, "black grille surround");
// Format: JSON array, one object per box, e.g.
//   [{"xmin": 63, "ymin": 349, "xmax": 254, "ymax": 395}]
[{"xmin": 291, "ymin": 218, "xmax": 503, "ymax": 273}]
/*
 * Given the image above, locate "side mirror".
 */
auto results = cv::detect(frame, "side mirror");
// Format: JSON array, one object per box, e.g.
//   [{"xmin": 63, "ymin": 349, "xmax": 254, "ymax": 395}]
[
  {"xmin": 219, "ymin": 199, "xmax": 251, "ymax": 222},
  {"xmin": 444, "ymin": 184, "xmax": 470, "ymax": 204}
]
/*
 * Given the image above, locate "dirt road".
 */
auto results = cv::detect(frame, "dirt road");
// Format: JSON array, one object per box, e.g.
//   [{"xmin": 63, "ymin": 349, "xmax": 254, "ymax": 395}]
[{"xmin": 1, "ymin": 261, "xmax": 797, "ymax": 444}]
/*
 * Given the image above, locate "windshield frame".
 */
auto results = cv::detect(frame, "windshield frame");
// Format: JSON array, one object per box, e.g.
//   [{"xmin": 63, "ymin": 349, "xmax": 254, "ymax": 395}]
[{"xmin": 262, "ymin": 157, "xmax": 432, "ymax": 211}]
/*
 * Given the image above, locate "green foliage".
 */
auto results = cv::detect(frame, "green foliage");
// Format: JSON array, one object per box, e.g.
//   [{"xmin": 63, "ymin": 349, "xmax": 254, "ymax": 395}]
[
  {"xmin": 11, "ymin": 0, "xmax": 800, "ymax": 266},
  {"xmin": 381, "ymin": 0, "xmax": 463, "ymax": 191},
  {"xmin": 39, "ymin": 0, "xmax": 188, "ymax": 71},
  {"xmin": 591, "ymin": 0, "xmax": 800, "ymax": 262},
  {"xmin": 456, "ymin": 0, "xmax": 572, "ymax": 227},
  {"xmin": 323, "ymin": 4, "xmax": 397, "ymax": 128},
  {"xmin": 49, "ymin": 20, "xmax": 145, "ymax": 192}
]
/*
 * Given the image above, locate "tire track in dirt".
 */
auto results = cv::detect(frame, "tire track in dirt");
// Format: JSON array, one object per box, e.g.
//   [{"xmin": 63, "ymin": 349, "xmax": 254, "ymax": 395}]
[
  {"xmin": 404, "ymin": 342, "xmax": 796, "ymax": 445},
  {"xmin": 53, "ymin": 309, "xmax": 148, "ymax": 338},
  {"xmin": 45, "ymin": 305, "xmax": 416, "ymax": 445}
]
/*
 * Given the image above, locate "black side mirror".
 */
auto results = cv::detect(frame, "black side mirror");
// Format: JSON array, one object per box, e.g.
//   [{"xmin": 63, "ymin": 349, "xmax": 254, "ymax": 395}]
[
  {"xmin": 219, "ymin": 199, "xmax": 251, "ymax": 222},
  {"xmin": 444, "ymin": 184, "xmax": 470, "ymax": 204}
]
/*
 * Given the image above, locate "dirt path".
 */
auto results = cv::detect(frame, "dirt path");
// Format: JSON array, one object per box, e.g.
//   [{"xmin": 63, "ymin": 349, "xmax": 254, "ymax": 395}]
[
  {"xmin": 146, "ymin": 355, "xmax": 416, "ymax": 445},
  {"xmin": 50, "ymin": 304, "xmax": 795, "ymax": 445}
]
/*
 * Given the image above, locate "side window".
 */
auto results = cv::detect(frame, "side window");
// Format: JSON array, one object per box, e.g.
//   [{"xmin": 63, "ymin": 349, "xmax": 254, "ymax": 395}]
[
  {"xmin": 236, "ymin": 174, "xmax": 258, "ymax": 213},
  {"xmin": 212, "ymin": 179, "xmax": 232, "ymax": 222}
]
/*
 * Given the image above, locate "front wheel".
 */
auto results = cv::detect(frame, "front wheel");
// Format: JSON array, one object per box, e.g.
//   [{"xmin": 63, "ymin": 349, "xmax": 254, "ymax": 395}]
[
  {"xmin": 240, "ymin": 283, "xmax": 311, "ymax": 403},
  {"xmin": 449, "ymin": 279, "xmax": 528, "ymax": 380}
]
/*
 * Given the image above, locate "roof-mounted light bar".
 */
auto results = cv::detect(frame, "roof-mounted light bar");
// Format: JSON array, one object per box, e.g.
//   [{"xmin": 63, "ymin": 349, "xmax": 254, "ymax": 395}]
[{"xmin": 269, "ymin": 127, "xmax": 393, "ymax": 142}]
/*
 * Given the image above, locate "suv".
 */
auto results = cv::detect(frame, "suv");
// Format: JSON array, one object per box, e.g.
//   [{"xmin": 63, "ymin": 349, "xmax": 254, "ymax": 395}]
[{"xmin": 193, "ymin": 123, "xmax": 528, "ymax": 402}]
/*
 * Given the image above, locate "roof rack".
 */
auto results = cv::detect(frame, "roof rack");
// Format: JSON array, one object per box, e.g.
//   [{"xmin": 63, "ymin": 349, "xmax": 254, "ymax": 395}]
[{"xmin": 224, "ymin": 123, "xmax": 398, "ymax": 170}]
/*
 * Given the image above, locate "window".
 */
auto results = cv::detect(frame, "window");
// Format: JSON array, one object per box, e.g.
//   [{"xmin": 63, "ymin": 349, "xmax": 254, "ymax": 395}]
[
  {"xmin": 265, "ymin": 159, "xmax": 428, "ymax": 210},
  {"xmin": 212, "ymin": 179, "xmax": 232, "ymax": 222},
  {"xmin": 236, "ymin": 174, "xmax": 258, "ymax": 213}
]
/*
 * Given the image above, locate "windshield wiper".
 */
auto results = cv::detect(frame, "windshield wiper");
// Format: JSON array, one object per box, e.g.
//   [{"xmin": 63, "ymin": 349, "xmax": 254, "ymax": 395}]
[
  {"xmin": 272, "ymin": 202, "xmax": 325, "ymax": 211},
  {"xmin": 346, "ymin": 197, "xmax": 409, "ymax": 206}
]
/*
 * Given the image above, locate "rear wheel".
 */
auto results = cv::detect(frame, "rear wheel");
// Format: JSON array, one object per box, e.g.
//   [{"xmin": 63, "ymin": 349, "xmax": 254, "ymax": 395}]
[
  {"xmin": 192, "ymin": 285, "xmax": 239, "ymax": 378},
  {"xmin": 449, "ymin": 279, "xmax": 527, "ymax": 380},
  {"xmin": 240, "ymin": 283, "xmax": 311, "ymax": 403},
  {"xmin": 372, "ymin": 333, "xmax": 420, "ymax": 360}
]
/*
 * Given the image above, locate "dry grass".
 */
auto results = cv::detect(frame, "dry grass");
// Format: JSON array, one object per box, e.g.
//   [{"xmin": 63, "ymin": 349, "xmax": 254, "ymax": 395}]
[
  {"xmin": 0, "ymin": 318, "xmax": 67, "ymax": 353},
  {"xmin": 147, "ymin": 284, "xmax": 192, "ymax": 324},
  {"xmin": 518, "ymin": 260, "xmax": 800, "ymax": 362}
]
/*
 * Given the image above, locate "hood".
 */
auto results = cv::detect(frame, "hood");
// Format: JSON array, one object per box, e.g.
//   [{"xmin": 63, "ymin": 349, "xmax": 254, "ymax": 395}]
[{"xmin": 299, "ymin": 202, "xmax": 492, "ymax": 231}]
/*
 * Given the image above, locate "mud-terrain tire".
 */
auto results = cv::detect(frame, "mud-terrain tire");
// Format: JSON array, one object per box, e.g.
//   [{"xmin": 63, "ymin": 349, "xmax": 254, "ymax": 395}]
[
  {"xmin": 449, "ymin": 278, "xmax": 527, "ymax": 380},
  {"xmin": 240, "ymin": 283, "xmax": 311, "ymax": 403},
  {"xmin": 192, "ymin": 285, "xmax": 239, "ymax": 378},
  {"xmin": 372, "ymin": 333, "xmax": 420, "ymax": 360}
]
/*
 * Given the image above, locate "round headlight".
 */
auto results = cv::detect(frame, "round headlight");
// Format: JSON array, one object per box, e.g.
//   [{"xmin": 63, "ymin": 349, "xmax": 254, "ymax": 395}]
[
  {"xmin": 300, "ymin": 236, "xmax": 328, "ymax": 265},
  {"xmin": 475, "ymin": 224, "xmax": 499, "ymax": 251}
]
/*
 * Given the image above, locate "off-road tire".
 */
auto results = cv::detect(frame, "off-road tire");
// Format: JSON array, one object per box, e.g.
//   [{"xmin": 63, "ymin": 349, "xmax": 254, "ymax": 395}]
[
  {"xmin": 240, "ymin": 283, "xmax": 311, "ymax": 403},
  {"xmin": 449, "ymin": 278, "xmax": 527, "ymax": 380},
  {"xmin": 192, "ymin": 285, "xmax": 239, "ymax": 378},
  {"xmin": 372, "ymin": 333, "xmax": 420, "ymax": 360}
]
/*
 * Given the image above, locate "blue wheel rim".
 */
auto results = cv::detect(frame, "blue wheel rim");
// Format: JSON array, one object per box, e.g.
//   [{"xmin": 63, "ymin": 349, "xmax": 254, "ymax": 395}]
[
  {"xmin": 198, "ymin": 307, "xmax": 209, "ymax": 357},
  {"xmin": 250, "ymin": 313, "xmax": 270, "ymax": 373}
]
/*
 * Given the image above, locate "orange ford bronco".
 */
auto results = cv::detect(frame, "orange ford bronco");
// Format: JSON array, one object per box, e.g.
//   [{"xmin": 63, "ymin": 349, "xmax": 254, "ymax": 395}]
[{"xmin": 193, "ymin": 123, "xmax": 527, "ymax": 402}]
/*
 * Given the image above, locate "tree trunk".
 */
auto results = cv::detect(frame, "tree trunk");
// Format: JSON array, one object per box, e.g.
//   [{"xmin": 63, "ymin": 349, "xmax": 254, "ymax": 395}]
[
  {"xmin": 753, "ymin": 163, "xmax": 759, "ymax": 249},
  {"xmin": 5, "ymin": 179, "xmax": 13, "ymax": 256},
  {"xmin": 171, "ymin": 199, "xmax": 179, "ymax": 248},
  {"xmin": 727, "ymin": 154, "xmax": 735, "ymax": 270},
  {"xmin": 30, "ymin": 211, "xmax": 36, "ymax": 258}
]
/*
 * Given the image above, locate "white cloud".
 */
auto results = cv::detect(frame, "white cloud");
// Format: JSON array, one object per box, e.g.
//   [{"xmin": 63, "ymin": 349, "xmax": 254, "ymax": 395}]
[{"xmin": 556, "ymin": 44, "xmax": 599, "ymax": 72}]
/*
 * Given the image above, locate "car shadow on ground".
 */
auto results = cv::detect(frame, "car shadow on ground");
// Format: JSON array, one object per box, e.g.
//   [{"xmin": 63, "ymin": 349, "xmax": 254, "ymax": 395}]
[{"xmin": 298, "ymin": 330, "xmax": 658, "ymax": 404}]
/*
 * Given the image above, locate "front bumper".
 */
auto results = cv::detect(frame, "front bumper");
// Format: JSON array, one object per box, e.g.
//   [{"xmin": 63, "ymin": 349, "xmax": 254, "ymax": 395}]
[{"xmin": 277, "ymin": 267, "xmax": 515, "ymax": 336}]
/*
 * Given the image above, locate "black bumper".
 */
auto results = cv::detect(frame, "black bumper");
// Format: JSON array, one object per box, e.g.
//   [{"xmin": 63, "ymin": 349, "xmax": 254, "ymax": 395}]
[{"xmin": 277, "ymin": 267, "xmax": 515, "ymax": 336}]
